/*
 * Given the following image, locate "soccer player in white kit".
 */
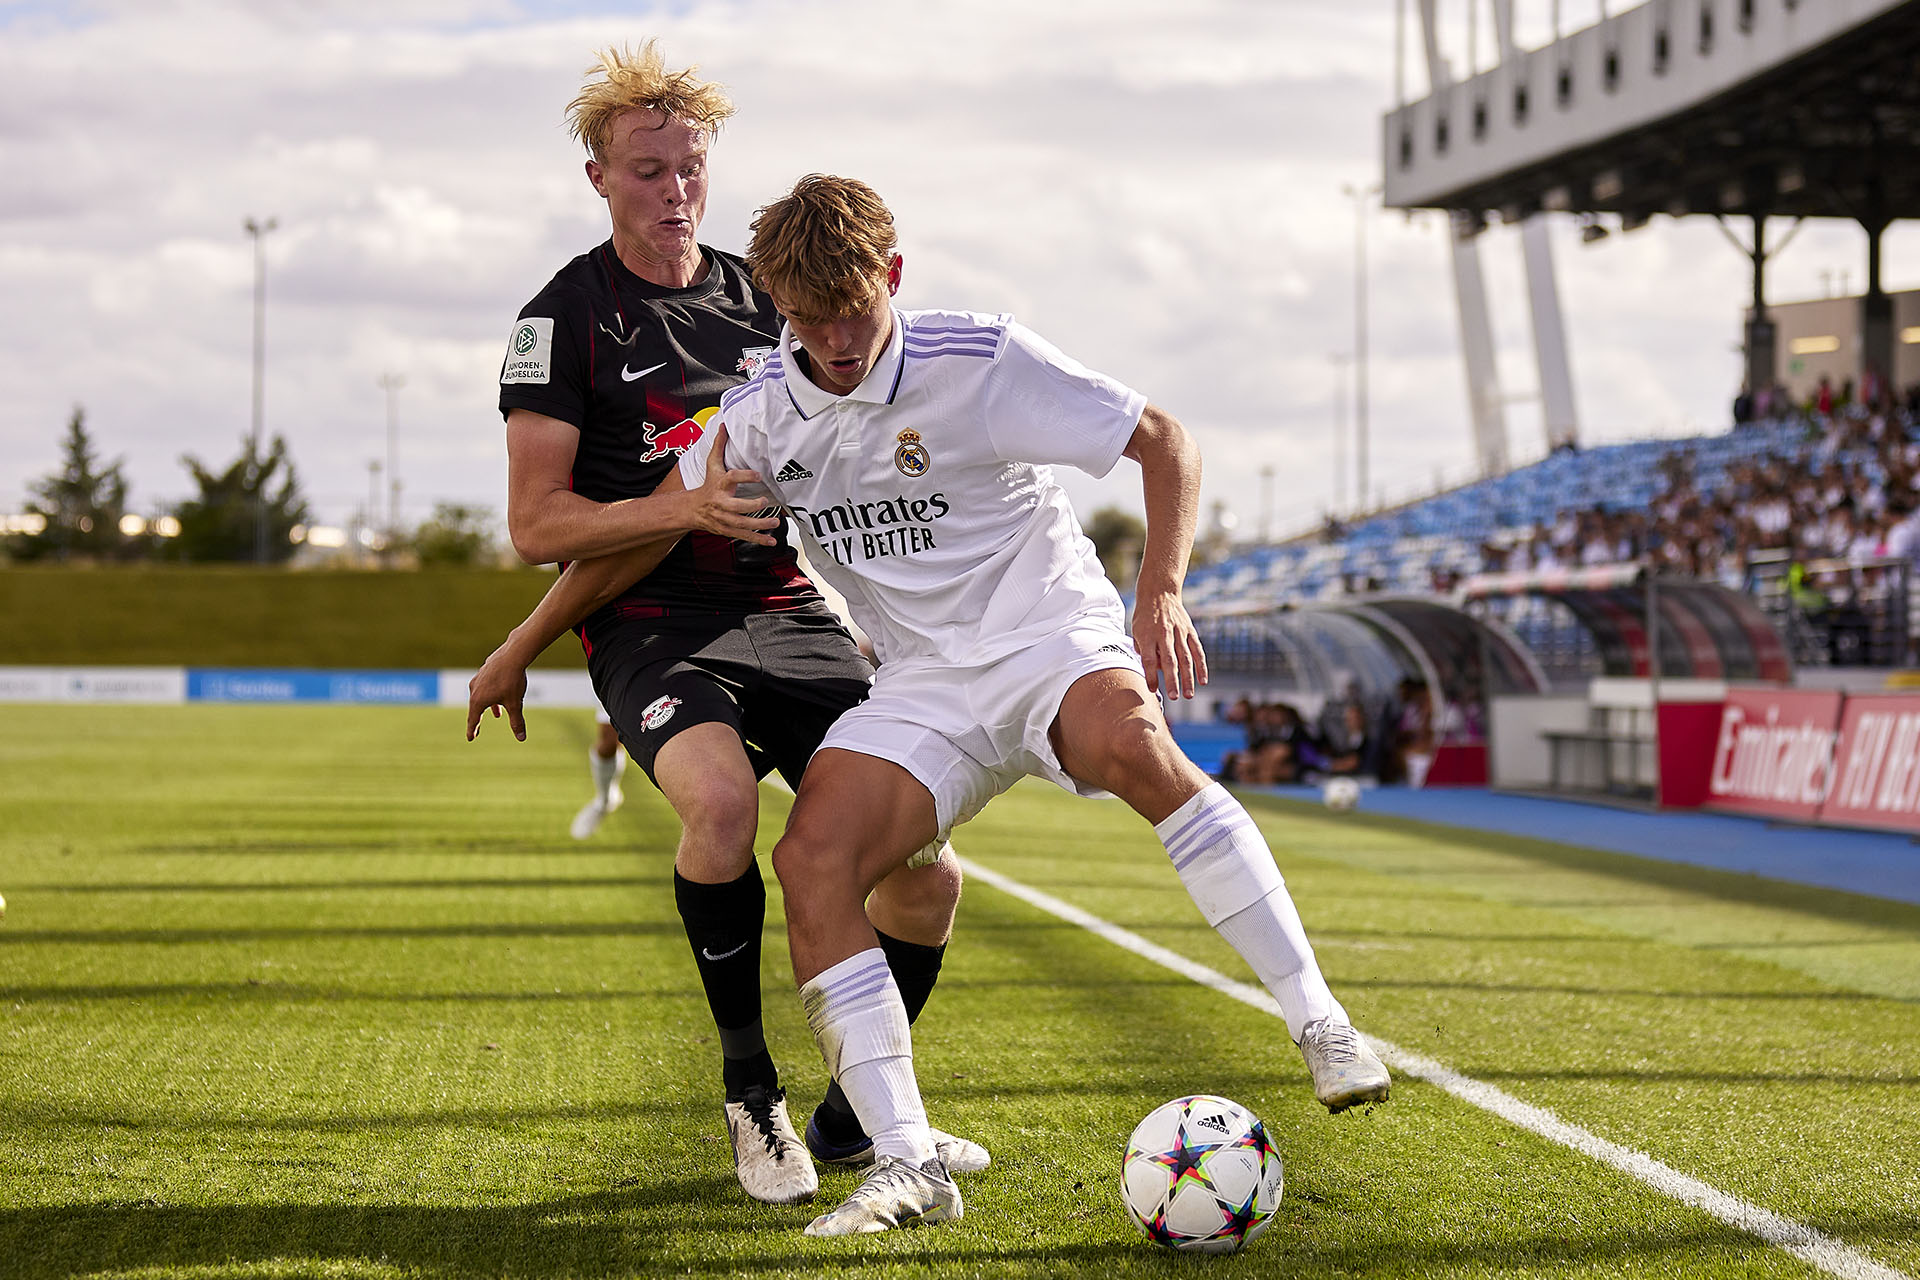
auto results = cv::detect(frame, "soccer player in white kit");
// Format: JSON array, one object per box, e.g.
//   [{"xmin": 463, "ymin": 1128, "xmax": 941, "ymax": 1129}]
[{"xmin": 474, "ymin": 174, "xmax": 1389, "ymax": 1236}]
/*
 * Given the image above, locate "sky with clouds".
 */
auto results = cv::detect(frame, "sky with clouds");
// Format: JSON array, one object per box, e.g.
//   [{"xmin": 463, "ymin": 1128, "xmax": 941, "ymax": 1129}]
[{"xmin": 2, "ymin": 0, "xmax": 1914, "ymax": 543}]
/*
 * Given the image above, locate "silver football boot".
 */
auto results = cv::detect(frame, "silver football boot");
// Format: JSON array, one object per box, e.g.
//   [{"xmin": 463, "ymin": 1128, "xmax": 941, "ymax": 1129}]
[
  {"xmin": 804, "ymin": 1111, "xmax": 992, "ymax": 1174},
  {"xmin": 1298, "ymin": 1017, "xmax": 1392, "ymax": 1113},
  {"xmin": 803, "ymin": 1154, "xmax": 963, "ymax": 1236},
  {"xmin": 723, "ymin": 1084, "xmax": 818, "ymax": 1204}
]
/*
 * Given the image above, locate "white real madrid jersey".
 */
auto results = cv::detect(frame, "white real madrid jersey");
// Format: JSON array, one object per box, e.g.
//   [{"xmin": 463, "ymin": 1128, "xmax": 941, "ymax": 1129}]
[{"xmin": 677, "ymin": 308, "xmax": 1147, "ymax": 667}]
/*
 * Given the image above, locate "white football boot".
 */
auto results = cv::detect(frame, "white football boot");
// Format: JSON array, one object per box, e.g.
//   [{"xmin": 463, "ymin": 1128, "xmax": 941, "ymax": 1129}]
[
  {"xmin": 927, "ymin": 1129, "xmax": 990, "ymax": 1173},
  {"xmin": 804, "ymin": 1112, "xmax": 990, "ymax": 1173},
  {"xmin": 1298, "ymin": 1017, "xmax": 1392, "ymax": 1113},
  {"xmin": 568, "ymin": 780, "xmax": 623, "ymax": 840},
  {"xmin": 803, "ymin": 1154, "xmax": 962, "ymax": 1236},
  {"xmin": 723, "ymin": 1085, "xmax": 818, "ymax": 1204}
]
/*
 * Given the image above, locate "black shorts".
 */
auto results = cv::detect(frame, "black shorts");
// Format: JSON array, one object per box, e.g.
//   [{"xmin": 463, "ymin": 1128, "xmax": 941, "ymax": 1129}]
[{"xmin": 586, "ymin": 606, "xmax": 875, "ymax": 788}]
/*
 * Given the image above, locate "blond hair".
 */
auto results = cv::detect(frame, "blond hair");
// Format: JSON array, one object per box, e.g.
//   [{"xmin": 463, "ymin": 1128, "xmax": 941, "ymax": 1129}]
[
  {"xmin": 748, "ymin": 175, "xmax": 899, "ymax": 322},
  {"xmin": 566, "ymin": 42, "xmax": 736, "ymax": 159}
]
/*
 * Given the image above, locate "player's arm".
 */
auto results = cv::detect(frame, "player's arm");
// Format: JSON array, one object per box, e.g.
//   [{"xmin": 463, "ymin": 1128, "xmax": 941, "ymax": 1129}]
[
  {"xmin": 505, "ymin": 408, "xmax": 777, "ymax": 564},
  {"xmin": 466, "ymin": 537, "xmax": 672, "ymax": 742},
  {"xmin": 1124, "ymin": 402, "xmax": 1209, "ymax": 701},
  {"xmin": 469, "ymin": 426, "xmax": 750, "ymax": 741}
]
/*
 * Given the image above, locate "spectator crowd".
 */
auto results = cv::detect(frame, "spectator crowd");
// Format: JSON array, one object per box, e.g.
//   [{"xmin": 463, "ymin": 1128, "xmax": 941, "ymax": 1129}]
[
  {"xmin": 1203, "ymin": 380, "xmax": 1920, "ymax": 793},
  {"xmin": 1478, "ymin": 386, "xmax": 1920, "ymax": 642},
  {"xmin": 1215, "ymin": 678, "xmax": 1484, "ymax": 789}
]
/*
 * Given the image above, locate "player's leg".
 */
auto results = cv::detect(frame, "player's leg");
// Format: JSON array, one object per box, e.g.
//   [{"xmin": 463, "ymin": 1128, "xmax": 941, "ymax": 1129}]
[
  {"xmin": 652, "ymin": 722, "xmax": 819, "ymax": 1204},
  {"xmin": 651, "ymin": 722, "xmax": 774, "ymax": 1079},
  {"xmin": 599, "ymin": 641, "xmax": 816, "ymax": 1205},
  {"xmin": 736, "ymin": 611, "xmax": 979, "ymax": 1169},
  {"xmin": 770, "ymin": 746, "xmax": 963, "ymax": 1235},
  {"xmin": 806, "ymin": 849, "xmax": 988, "ymax": 1173},
  {"xmin": 571, "ymin": 704, "xmax": 627, "ymax": 839},
  {"xmin": 1049, "ymin": 667, "xmax": 1390, "ymax": 1112}
]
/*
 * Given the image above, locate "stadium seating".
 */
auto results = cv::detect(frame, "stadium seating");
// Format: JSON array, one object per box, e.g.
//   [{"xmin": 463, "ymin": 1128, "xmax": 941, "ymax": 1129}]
[{"xmin": 1186, "ymin": 419, "xmax": 1815, "ymax": 609}]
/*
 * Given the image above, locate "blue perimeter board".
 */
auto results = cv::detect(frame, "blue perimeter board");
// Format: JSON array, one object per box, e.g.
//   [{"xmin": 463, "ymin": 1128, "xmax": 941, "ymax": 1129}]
[
  {"xmin": 187, "ymin": 669, "xmax": 438, "ymax": 705},
  {"xmin": 1250, "ymin": 782, "xmax": 1920, "ymax": 908}
]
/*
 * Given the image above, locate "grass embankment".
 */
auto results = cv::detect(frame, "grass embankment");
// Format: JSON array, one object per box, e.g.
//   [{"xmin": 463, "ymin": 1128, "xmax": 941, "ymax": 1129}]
[
  {"xmin": 0, "ymin": 567, "xmax": 582, "ymax": 668},
  {"xmin": 1, "ymin": 704, "xmax": 1916, "ymax": 1278}
]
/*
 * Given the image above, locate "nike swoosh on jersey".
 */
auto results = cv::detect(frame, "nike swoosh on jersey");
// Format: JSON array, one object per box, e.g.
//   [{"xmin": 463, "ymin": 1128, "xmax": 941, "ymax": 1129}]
[
  {"xmin": 622, "ymin": 360, "xmax": 668, "ymax": 382},
  {"xmin": 701, "ymin": 941, "xmax": 750, "ymax": 962}
]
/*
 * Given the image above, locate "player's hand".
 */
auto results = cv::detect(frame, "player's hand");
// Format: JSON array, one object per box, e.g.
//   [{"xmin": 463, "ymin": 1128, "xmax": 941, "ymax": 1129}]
[
  {"xmin": 1133, "ymin": 588, "xmax": 1209, "ymax": 701},
  {"xmin": 686, "ymin": 423, "xmax": 779, "ymax": 546},
  {"xmin": 467, "ymin": 644, "xmax": 530, "ymax": 742}
]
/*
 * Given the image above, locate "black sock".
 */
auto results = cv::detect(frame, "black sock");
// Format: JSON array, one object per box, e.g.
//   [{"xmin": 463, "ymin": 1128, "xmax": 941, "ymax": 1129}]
[
  {"xmin": 816, "ymin": 928, "xmax": 948, "ymax": 1142},
  {"xmin": 722, "ymin": 1047, "xmax": 778, "ymax": 1100},
  {"xmin": 877, "ymin": 927, "xmax": 947, "ymax": 1022},
  {"xmin": 674, "ymin": 865, "xmax": 777, "ymax": 1098}
]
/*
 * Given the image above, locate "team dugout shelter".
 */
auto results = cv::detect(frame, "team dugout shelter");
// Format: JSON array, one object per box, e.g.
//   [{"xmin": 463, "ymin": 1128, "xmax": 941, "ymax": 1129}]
[{"xmin": 1184, "ymin": 597, "xmax": 1547, "ymax": 785}]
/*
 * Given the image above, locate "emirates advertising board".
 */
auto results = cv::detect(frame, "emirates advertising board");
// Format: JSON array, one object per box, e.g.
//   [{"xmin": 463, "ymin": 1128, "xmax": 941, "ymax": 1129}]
[
  {"xmin": 1704, "ymin": 688, "xmax": 1843, "ymax": 822},
  {"xmin": 1820, "ymin": 694, "xmax": 1920, "ymax": 831},
  {"xmin": 1700, "ymin": 686, "xmax": 1920, "ymax": 832}
]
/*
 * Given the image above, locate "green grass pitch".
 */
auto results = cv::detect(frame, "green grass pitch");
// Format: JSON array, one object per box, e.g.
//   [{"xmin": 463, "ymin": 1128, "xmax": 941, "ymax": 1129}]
[{"xmin": 2, "ymin": 704, "xmax": 1917, "ymax": 1279}]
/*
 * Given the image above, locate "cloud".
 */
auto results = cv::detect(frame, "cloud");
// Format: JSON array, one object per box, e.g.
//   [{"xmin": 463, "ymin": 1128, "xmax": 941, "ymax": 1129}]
[{"xmin": 0, "ymin": 0, "xmax": 1898, "ymax": 544}]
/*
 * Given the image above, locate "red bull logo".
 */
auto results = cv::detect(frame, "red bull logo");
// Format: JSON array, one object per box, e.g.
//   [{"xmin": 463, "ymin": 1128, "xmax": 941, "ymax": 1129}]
[{"xmin": 638, "ymin": 416, "xmax": 705, "ymax": 463}]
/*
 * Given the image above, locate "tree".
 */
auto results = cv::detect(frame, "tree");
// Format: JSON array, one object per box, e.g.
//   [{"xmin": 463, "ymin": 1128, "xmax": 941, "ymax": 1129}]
[
  {"xmin": 171, "ymin": 435, "xmax": 310, "ymax": 563},
  {"xmin": 409, "ymin": 502, "xmax": 498, "ymax": 567},
  {"xmin": 1084, "ymin": 505, "xmax": 1146, "ymax": 586},
  {"xmin": 14, "ymin": 408, "xmax": 130, "ymax": 561}
]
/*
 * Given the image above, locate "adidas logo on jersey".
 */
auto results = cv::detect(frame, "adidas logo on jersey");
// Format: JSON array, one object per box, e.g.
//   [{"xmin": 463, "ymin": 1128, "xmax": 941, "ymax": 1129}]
[{"xmin": 774, "ymin": 458, "xmax": 815, "ymax": 482}]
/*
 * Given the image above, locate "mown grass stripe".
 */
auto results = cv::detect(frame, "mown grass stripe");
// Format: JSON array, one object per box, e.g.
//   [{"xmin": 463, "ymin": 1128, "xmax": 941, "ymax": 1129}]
[{"xmin": 956, "ymin": 854, "xmax": 1913, "ymax": 1280}]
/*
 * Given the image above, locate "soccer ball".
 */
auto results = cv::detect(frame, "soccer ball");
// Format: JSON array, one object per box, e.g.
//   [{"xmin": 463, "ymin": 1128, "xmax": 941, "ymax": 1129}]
[
  {"xmin": 1322, "ymin": 777, "xmax": 1361, "ymax": 811},
  {"xmin": 1120, "ymin": 1095, "xmax": 1284, "ymax": 1253}
]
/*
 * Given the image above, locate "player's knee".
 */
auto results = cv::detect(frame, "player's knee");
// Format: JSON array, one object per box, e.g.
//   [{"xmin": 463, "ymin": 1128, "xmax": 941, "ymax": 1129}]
[
  {"xmin": 671, "ymin": 775, "xmax": 760, "ymax": 859},
  {"xmin": 769, "ymin": 828, "xmax": 835, "ymax": 898},
  {"xmin": 920, "ymin": 849, "xmax": 964, "ymax": 911},
  {"xmin": 871, "ymin": 852, "xmax": 962, "ymax": 937},
  {"xmin": 1086, "ymin": 714, "xmax": 1182, "ymax": 784}
]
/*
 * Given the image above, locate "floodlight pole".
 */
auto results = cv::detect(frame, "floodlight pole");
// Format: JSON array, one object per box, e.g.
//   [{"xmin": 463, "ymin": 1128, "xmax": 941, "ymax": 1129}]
[
  {"xmin": 367, "ymin": 460, "xmax": 382, "ymax": 561},
  {"xmin": 1259, "ymin": 464, "xmax": 1276, "ymax": 543},
  {"xmin": 244, "ymin": 215, "xmax": 278, "ymax": 563},
  {"xmin": 1330, "ymin": 352, "xmax": 1352, "ymax": 515},
  {"xmin": 378, "ymin": 371, "xmax": 406, "ymax": 555}
]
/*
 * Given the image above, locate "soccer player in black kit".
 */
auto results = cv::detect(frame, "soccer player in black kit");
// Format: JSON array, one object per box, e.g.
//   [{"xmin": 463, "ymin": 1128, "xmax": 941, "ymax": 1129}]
[{"xmin": 469, "ymin": 43, "xmax": 983, "ymax": 1205}]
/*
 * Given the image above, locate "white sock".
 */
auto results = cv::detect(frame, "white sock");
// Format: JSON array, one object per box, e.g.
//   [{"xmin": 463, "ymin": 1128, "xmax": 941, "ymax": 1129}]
[
  {"xmin": 589, "ymin": 748, "xmax": 625, "ymax": 802},
  {"xmin": 1156, "ymin": 783, "xmax": 1344, "ymax": 1041},
  {"xmin": 800, "ymin": 948, "xmax": 934, "ymax": 1163}
]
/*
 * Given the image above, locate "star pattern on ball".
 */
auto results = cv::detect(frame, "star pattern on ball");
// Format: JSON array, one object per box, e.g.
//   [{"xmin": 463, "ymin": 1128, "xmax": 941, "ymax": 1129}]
[
  {"xmin": 1122, "ymin": 1095, "xmax": 1283, "ymax": 1254},
  {"xmin": 1221, "ymin": 1192, "xmax": 1263, "ymax": 1244},
  {"xmin": 1150, "ymin": 1134, "xmax": 1211, "ymax": 1190}
]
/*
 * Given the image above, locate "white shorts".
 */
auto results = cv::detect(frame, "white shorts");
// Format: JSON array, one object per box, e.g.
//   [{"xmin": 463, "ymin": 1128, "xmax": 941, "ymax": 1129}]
[
  {"xmin": 819, "ymin": 616, "xmax": 1142, "ymax": 842},
  {"xmin": 594, "ymin": 701, "xmax": 613, "ymax": 727}
]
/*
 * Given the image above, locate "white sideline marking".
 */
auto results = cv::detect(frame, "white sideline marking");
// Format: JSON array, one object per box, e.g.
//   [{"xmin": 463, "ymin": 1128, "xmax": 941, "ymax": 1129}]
[{"xmin": 956, "ymin": 855, "xmax": 1911, "ymax": 1280}]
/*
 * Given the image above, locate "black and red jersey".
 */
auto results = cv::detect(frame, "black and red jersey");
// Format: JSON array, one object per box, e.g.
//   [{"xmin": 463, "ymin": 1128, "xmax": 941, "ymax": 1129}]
[{"xmin": 498, "ymin": 242, "xmax": 818, "ymax": 628}]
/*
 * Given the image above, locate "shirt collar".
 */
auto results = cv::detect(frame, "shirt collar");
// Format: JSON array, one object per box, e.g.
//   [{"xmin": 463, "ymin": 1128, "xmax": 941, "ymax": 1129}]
[{"xmin": 779, "ymin": 307, "xmax": 907, "ymax": 420}]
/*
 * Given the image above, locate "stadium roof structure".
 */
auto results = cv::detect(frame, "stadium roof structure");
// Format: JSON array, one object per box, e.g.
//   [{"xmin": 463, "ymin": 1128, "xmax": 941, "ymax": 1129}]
[
  {"xmin": 1378, "ymin": 0, "xmax": 1919, "ymax": 450},
  {"xmin": 1383, "ymin": 0, "xmax": 1920, "ymax": 225}
]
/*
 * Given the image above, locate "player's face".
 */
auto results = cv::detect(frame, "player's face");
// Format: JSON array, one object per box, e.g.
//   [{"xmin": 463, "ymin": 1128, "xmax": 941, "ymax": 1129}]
[
  {"xmin": 775, "ymin": 257, "xmax": 902, "ymax": 396},
  {"xmin": 586, "ymin": 109, "xmax": 710, "ymax": 287}
]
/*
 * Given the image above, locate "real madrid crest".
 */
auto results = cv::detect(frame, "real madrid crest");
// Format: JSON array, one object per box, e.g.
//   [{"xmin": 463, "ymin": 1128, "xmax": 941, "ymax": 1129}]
[{"xmin": 894, "ymin": 428, "xmax": 930, "ymax": 478}]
